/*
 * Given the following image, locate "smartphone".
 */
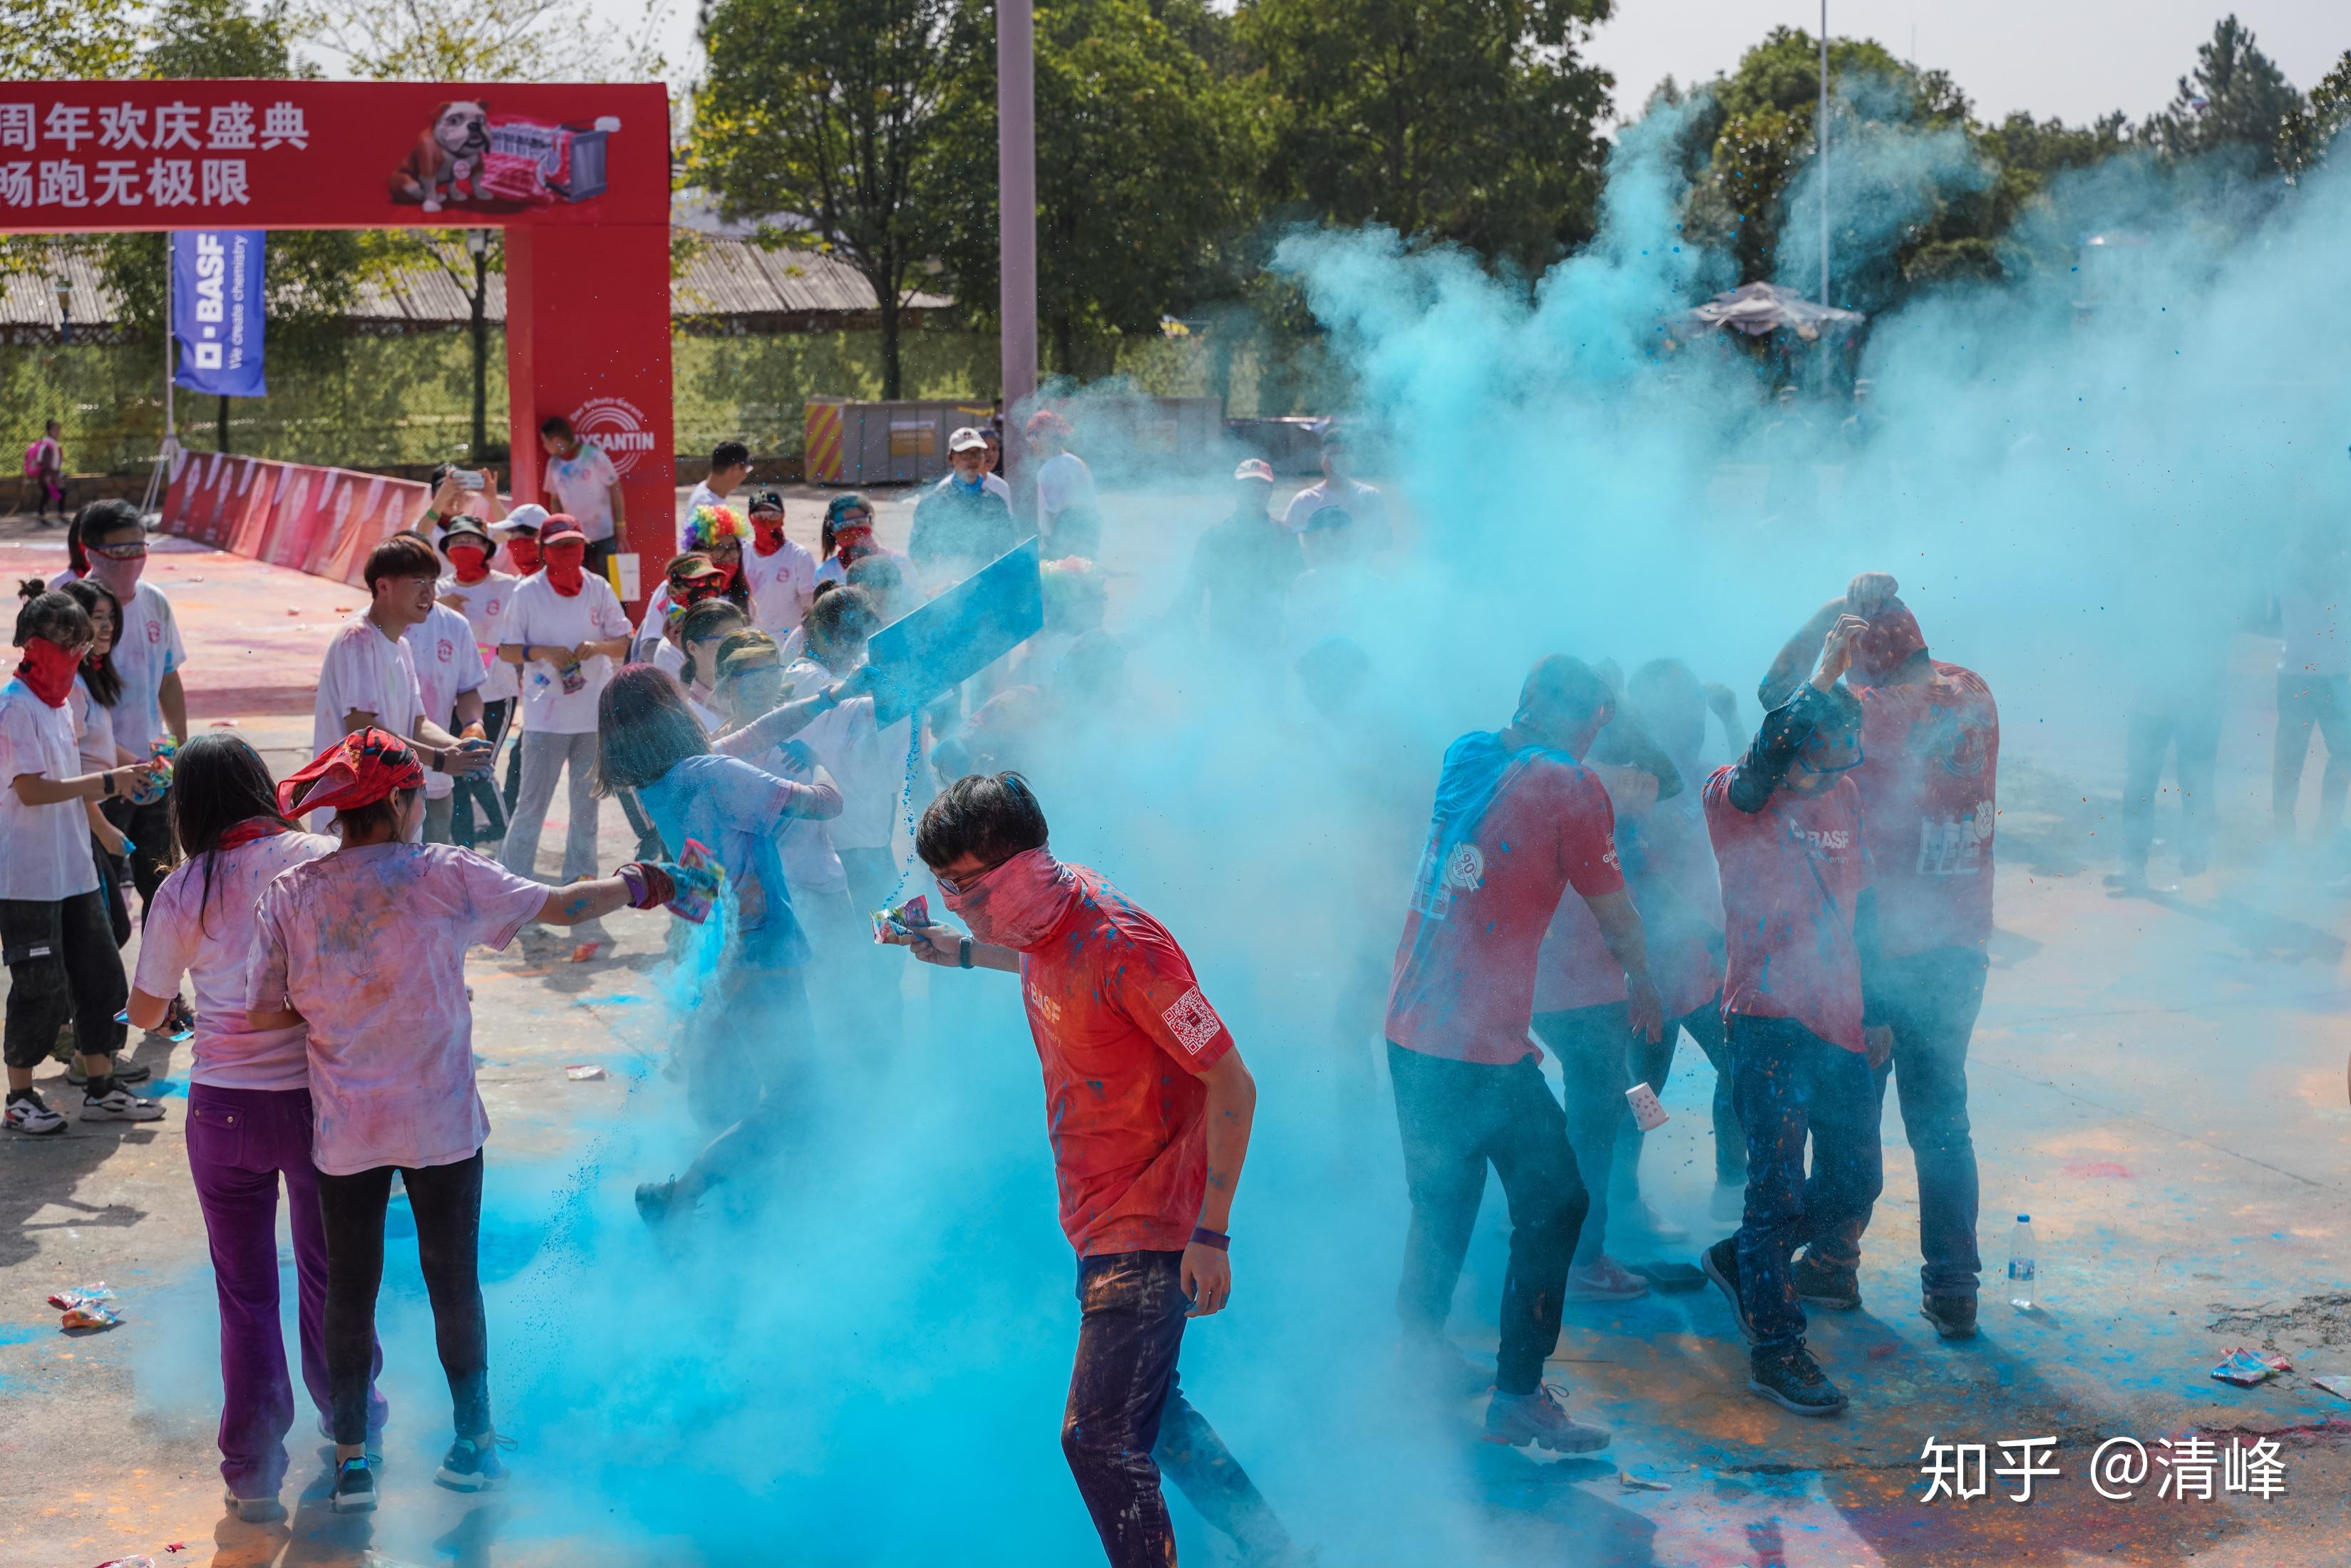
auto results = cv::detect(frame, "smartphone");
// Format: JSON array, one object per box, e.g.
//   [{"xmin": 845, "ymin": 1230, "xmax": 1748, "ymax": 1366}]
[{"xmin": 453, "ymin": 468, "xmax": 487, "ymax": 490}]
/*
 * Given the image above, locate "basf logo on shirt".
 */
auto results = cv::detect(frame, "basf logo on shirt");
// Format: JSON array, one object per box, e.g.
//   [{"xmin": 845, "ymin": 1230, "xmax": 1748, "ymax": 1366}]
[{"xmin": 570, "ymin": 396, "xmax": 655, "ymax": 478}]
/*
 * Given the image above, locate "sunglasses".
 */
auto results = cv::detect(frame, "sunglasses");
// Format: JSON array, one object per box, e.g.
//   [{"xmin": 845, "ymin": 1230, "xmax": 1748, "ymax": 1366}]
[{"xmin": 88, "ymin": 542, "xmax": 148, "ymax": 560}]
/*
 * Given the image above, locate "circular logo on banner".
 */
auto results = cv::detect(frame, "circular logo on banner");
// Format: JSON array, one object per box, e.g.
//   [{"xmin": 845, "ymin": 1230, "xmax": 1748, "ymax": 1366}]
[{"xmin": 570, "ymin": 396, "xmax": 657, "ymax": 478}]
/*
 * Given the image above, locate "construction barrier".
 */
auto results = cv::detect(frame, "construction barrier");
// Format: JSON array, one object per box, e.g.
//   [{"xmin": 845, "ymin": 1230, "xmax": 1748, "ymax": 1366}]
[{"xmin": 156, "ymin": 453, "xmax": 432, "ymax": 590}]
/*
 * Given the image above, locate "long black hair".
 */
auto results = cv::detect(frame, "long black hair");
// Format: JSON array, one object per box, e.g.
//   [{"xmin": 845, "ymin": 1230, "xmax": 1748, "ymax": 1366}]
[
  {"xmin": 168, "ymin": 733, "xmax": 297, "ymax": 937},
  {"xmin": 676, "ymin": 598, "xmax": 748, "ymax": 689},
  {"xmin": 54, "ymin": 577, "xmax": 123, "ymax": 707},
  {"xmin": 595, "ymin": 663, "xmax": 710, "ymax": 793},
  {"xmin": 14, "ymin": 584, "xmax": 93, "ymax": 649}
]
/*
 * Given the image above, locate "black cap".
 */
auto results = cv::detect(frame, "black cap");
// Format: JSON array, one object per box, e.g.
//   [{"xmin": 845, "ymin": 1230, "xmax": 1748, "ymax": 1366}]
[{"xmin": 437, "ymin": 516, "xmax": 494, "ymax": 556}]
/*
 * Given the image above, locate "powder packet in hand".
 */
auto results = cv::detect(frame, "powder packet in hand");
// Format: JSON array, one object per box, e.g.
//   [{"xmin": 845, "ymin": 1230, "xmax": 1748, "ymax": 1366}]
[
  {"xmin": 664, "ymin": 839, "xmax": 724, "ymax": 924},
  {"xmin": 873, "ymin": 894, "xmax": 932, "ymax": 941},
  {"xmin": 558, "ymin": 659, "xmax": 587, "ymax": 695}
]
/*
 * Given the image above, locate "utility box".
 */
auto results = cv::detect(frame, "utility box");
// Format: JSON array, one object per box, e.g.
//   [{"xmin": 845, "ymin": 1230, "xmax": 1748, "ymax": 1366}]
[{"xmin": 805, "ymin": 398, "xmax": 994, "ymax": 485}]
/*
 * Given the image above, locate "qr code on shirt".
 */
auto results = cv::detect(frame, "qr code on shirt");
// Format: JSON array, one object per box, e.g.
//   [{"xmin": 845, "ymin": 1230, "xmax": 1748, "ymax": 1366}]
[{"xmin": 1161, "ymin": 986, "xmax": 1223, "ymax": 1056}]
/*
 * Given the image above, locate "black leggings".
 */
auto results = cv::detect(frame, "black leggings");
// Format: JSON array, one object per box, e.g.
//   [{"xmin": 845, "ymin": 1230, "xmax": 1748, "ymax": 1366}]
[{"xmin": 314, "ymin": 1150, "xmax": 489, "ymax": 1445}]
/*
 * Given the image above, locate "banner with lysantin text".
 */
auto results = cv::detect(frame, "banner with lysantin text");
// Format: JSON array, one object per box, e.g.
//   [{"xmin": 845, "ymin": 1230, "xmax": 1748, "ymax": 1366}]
[{"xmin": 172, "ymin": 229, "xmax": 266, "ymax": 398}]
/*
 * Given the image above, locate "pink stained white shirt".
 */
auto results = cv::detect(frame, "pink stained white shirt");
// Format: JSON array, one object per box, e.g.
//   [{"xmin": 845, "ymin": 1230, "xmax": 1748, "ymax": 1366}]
[
  {"xmin": 403, "ymin": 603, "xmax": 490, "ymax": 801},
  {"xmin": 245, "ymin": 842, "xmax": 548, "ymax": 1175},
  {"xmin": 742, "ymin": 537, "xmax": 817, "ymax": 637},
  {"xmin": 134, "ymin": 830, "xmax": 339, "ymax": 1091}
]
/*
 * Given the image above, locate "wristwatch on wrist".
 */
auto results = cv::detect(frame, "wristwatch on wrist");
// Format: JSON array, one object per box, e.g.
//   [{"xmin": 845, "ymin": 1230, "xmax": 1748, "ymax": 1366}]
[
  {"xmin": 958, "ymin": 936, "xmax": 973, "ymax": 969},
  {"xmin": 430, "ymin": 748, "xmax": 447, "ymax": 774},
  {"xmin": 101, "ymin": 770, "xmax": 116, "ymax": 798}
]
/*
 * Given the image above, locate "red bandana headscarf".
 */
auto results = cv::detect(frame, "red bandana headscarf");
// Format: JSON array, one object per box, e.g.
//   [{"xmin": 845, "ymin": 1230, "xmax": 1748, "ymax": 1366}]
[
  {"xmin": 1851, "ymin": 602, "xmax": 1928, "ymax": 686},
  {"xmin": 15, "ymin": 636, "xmax": 80, "ymax": 707},
  {"xmin": 937, "ymin": 845, "xmax": 1080, "ymax": 952},
  {"xmin": 277, "ymin": 727, "xmax": 426, "ymax": 819}
]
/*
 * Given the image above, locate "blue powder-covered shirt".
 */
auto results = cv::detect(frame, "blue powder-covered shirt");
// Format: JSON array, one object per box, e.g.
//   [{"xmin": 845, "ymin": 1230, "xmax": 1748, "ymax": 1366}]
[{"xmin": 636, "ymin": 753, "xmax": 828, "ymax": 966}]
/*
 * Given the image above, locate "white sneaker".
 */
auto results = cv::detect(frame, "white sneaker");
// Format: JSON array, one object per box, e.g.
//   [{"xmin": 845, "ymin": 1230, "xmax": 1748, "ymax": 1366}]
[
  {"xmin": 1564, "ymin": 1256, "xmax": 1650, "ymax": 1302},
  {"xmin": 4, "ymin": 1090, "xmax": 66, "ymax": 1135},
  {"xmin": 81, "ymin": 1085, "xmax": 164, "ymax": 1122}
]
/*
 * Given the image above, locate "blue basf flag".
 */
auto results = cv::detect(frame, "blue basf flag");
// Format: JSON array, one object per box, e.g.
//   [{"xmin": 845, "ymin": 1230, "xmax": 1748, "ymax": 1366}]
[{"xmin": 172, "ymin": 231, "xmax": 267, "ymax": 398}]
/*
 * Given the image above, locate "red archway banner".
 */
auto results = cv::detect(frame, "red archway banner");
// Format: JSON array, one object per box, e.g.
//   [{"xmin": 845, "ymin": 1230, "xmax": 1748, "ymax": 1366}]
[{"xmin": 5, "ymin": 80, "xmax": 674, "ymax": 608}]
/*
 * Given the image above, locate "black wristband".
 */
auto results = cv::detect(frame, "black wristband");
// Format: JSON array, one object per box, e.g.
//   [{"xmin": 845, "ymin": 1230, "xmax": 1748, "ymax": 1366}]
[
  {"xmin": 1190, "ymin": 1227, "xmax": 1230, "ymax": 1251},
  {"xmin": 102, "ymin": 771, "xmax": 115, "ymax": 798},
  {"xmin": 430, "ymin": 748, "xmax": 446, "ymax": 774},
  {"xmin": 958, "ymin": 936, "xmax": 972, "ymax": 970}
]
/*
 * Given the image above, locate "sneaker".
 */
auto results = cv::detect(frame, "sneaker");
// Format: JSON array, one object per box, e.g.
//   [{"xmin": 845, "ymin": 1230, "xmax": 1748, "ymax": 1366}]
[
  {"xmin": 1395, "ymin": 1333, "xmax": 1492, "ymax": 1400},
  {"xmin": 329, "ymin": 1456, "xmax": 377, "ymax": 1513},
  {"xmin": 222, "ymin": 1487, "xmax": 286, "ymax": 1523},
  {"xmin": 1615, "ymin": 1197, "xmax": 1688, "ymax": 1243},
  {"xmin": 4, "ymin": 1090, "xmax": 66, "ymax": 1135},
  {"xmin": 1700, "ymin": 1237, "xmax": 1754, "ymax": 1343},
  {"xmin": 435, "ymin": 1433, "xmax": 513, "ymax": 1492},
  {"xmin": 1748, "ymin": 1341, "xmax": 1847, "ymax": 1417},
  {"xmin": 1709, "ymin": 1181, "xmax": 1746, "ymax": 1222},
  {"xmin": 1482, "ymin": 1384, "xmax": 1611, "ymax": 1454},
  {"xmin": 1791, "ymin": 1250, "xmax": 1861, "ymax": 1311},
  {"xmin": 81, "ymin": 1085, "xmax": 164, "ymax": 1122},
  {"xmin": 66, "ymin": 1060, "xmax": 151, "ymax": 1087},
  {"xmin": 1564, "ymin": 1256, "xmax": 1651, "ymax": 1302},
  {"xmin": 635, "ymin": 1178, "xmax": 687, "ymax": 1229},
  {"xmin": 1920, "ymin": 1293, "xmax": 1979, "ymax": 1340}
]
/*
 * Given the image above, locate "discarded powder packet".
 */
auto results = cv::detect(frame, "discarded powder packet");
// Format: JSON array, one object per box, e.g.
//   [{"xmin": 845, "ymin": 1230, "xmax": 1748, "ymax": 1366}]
[
  {"xmin": 62, "ymin": 1304, "xmax": 122, "ymax": 1331},
  {"xmin": 91, "ymin": 1557, "xmax": 155, "ymax": 1568},
  {"xmin": 1618, "ymin": 1471, "xmax": 1672, "ymax": 1492},
  {"xmin": 1625, "ymin": 1081, "xmax": 1670, "ymax": 1133},
  {"xmin": 873, "ymin": 894, "xmax": 934, "ymax": 941},
  {"xmin": 2312, "ymin": 1373, "xmax": 2351, "ymax": 1401},
  {"xmin": 48, "ymin": 1284, "xmax": 115, "ymax": 1312},
  {"xmin": 2211, "ymin": 1347, "xmax": 2291, "ymax": 1386},
  {"xmin": 664, "ymin": 839, "xmax": 723, "ymax": 924},
  {"xmin": 563, "ymin": 1064, "xmax": 607, "ymax": 1081}
]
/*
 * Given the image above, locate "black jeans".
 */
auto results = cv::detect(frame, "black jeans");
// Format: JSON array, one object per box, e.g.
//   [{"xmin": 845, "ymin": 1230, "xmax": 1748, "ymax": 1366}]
[
  {"xmin": 1, "ymin": 892, "xmax": 128, "ymax": 1069},
  {"xmin": 450, "ymin": 697, "xmax": 514, "ymax": 850},
  {"xmin": 1616, "ymin": 997, "xmax": 1743, "ymax": 1192},
  {"xmin": 2124, "ymin": 690, "xmax": 2221, "ymax": 870},
  {"xmin": 1389, "ymin": 1042, "xmax": 1585, "ymax": 1394},
  {"xmin": 314, "ymin": 1150, "xmax": 489, "ymax": 1444},
  {"xmin": 1728, "ymin": 1015, "xmax": 1883, "ymax": 1350},
  {"xmin": 1531, "ymin": 1003, "xmax": 1634, "ymax": 1267},
  {"xmin": 1064, "ymin": 1250, "xmax": 1289, "ymax": 1568},
  {"xmin": 1814, "ymin": 947, "xmax": 1988, "ymax": 1299}
]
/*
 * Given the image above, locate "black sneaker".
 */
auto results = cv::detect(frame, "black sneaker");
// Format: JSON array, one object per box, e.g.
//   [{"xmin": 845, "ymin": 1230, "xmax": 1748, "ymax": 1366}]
[
  {"xmin": 1792, "ymin": 1250, "xmax": 1861, "ymax": 1310},
  {"xmin": 1748, "ymin": 1341, "xmax": 1847, "ymax": 1417},
  {"xmin": 66, "ymin": 1060, "xmax": 151, "ymax": 1087},
  {"xmin": 1700, "ymin": 1237, "xmax": 1754, "ymax": 1343},
  {"xmin": 435, "ymin": 1433, "xmax": 512, "ymax": 1492},
  {"xmin": 329, "ymin": 1456, "xmax": 377, "ymax": 1513},
  {"xmin": 1921, "ymin": 1293, "xmax": 1979, "ymax": 1340}
]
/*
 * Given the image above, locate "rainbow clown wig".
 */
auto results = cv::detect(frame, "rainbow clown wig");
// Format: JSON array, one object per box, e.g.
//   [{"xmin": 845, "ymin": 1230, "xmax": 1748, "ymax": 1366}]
[{"xmin": 684, "ymin": 504, "xmax": 752, "ymax": 552}]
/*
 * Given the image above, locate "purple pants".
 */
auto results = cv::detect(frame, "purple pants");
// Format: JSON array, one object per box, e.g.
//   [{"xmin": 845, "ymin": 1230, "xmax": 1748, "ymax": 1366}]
[{"xmin": 185, "ymin": 1083, "xmax": 387, "ymax": 1497}]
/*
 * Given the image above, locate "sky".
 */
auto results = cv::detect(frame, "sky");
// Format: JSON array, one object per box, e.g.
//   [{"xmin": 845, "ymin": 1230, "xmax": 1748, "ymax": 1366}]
[{"xmin": 602, "ymin": 0, "xmax": 2342, "ymax": 128}]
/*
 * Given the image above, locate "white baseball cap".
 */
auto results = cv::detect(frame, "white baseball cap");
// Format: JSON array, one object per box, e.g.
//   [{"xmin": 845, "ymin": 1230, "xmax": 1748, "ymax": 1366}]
[
  {"xmin": 498, "ymin": 502, "xmax": 551, "ymax": 536},
  {"xmin": 948, "ymin": 426, "xmax": 988, "ymax": 453}
]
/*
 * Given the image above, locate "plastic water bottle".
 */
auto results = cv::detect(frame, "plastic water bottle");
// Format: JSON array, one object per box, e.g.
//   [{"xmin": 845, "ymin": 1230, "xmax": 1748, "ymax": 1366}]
[{"xmin": 2007, "ymin": 1214, "xmax": 2037, "ymax": 1310}]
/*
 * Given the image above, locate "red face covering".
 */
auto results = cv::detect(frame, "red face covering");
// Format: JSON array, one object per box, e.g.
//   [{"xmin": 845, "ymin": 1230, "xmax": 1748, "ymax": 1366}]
[
  {"xmin": 751, "ymin": 513, "xmax": 787, "ymax": 555},
  {"xmin": 710, "ymin": 559, "xmax": 739, "ymax": 590},
  {"xmin": 835, "ymin": 525, "xmax": 878, "ymax": 567},
  {"xmin": 1851, "ymin": 603, "xmax": 1928, "ymax": 686},
  {"xmin": 508, "ymin": 539, "xmax": 542, "ymax": 576},
  {"xmin": 937, "ymin": 845, "xmax": 1080, "ymax": 951},
  {"xmin": 542, "ymin": 540, "xmax": 587, "ymax": 596},
  {"xmin": 15, "ymin": 636, "xmax": 79, "ymax": 707},
  {"xmin": 447, "ymin": 542, "xmax": 490, "ymax": 584}
]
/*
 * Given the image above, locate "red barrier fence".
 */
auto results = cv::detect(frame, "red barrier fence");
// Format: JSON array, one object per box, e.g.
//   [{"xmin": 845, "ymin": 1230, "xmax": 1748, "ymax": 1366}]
[{"xmin": 157, "ymin": 450, "xmax": 433, "ymax": 590}]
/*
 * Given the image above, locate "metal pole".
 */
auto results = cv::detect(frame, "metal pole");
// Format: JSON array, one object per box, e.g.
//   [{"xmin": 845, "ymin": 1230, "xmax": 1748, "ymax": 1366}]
[
  {"xmin": 997, "ymin": 0, "xmax": 1038, "ymax": 416},
  {"xmin": 163, "ymin": 232, "xmax": 176, "ymax": 445},
  {"xmin": 1818, "ymin": 1, "xmax": 1831, "ymax": 306}
]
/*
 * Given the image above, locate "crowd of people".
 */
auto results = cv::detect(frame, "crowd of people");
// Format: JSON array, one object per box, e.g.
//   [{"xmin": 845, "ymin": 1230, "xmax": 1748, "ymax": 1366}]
[{"xmin": 7, "ymin": 409, "xmax": 2335, "ymax": 1567}]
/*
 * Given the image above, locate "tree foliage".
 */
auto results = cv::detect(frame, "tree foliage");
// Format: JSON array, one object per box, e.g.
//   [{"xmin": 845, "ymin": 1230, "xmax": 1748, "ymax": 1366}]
[
  {"xmin": 2276, "ymin": 48, "xmax": 2351, "ymax": 180},
  {"xmin": 689, "ymin": 0, "xmax": 957, "ymax": 399},
  {"xmin": 2142, "ymin": 14, "xmax": 2303, "ymax": 174},
  {"xmin": 1237, "ymin": 0, "xmax": 1615, "ymax": 277}
]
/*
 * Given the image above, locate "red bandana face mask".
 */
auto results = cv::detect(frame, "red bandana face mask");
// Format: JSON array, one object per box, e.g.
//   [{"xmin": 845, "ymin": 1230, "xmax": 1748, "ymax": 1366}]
[
  {"xmin": 710, "ymin": 560, "xmax": 739, "ymax": 590},
  {"xmin": 835, "ymin": 526, "xmax": 878, "ymax": 566},
  {"xmin": 937, "ymin": 845, "xmax": 1079, "ymax": 952},
  {"xmin": 542, "ymin": 541, "xmax": 587, "ymax": 595},
  {"xmin": 15, "ymin": 636, "xmax": 80, "ymax": 707},
  {"xmin": 752, "ymin": 514, "xmax": 787, "ymax": 555},
  {"xmin": 507, "ymin": 540, "xmax": 542, "ymax": 575},
  {"xmin": 447, "ymin": 543, "xmax": 490, "ymax": 584},
  {"xmin": 1851, "ymin": 604, "xmax": 1928, "ymax": 686}
]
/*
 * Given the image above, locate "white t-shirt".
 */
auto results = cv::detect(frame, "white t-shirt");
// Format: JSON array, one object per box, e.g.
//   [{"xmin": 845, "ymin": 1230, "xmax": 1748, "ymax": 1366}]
[
  {"xmin": 245, "ymin": 842, "xmax": 547, "ymax": 1175},
  {"xmin": 742, "ymin": 537, "xmax": 817, "ymax": 637},
  {"xmin": 107, "ymin": 580, "xmax": 186, "ymax": 751},
  {"xmin": 133, "ymin": 829, "xmax": 337, "ymax": 1090},
  {"xmin": 0, "ymin": 679, "xmax": 97, "ymax": 900},
  {"xmin": 1281, "ymin": 478, "xmax": 1392, "ymax": 552},
  {"xmin": 501, "ymin": 572, "xmax": 632, "ymax": 734},
  {"xmin": 67, "ymin": 672, "xmax": 118, "ymax": 771},
  {"xmin": 542, "ymin": 442, "xmax": 622, "ymax": 543},
  {"xmin": 982, "ymin": 473, "xmax": 1013, "ymax": 505},
  {"xmin": 435, "ymin": 569, "xmax": 520, "ymax": 703},
  {"xmin": 785, "ymin": 660, "xmax": 908, "ymax": 853},
  {"xmin": 1034, "ymin": 453, "xmax": 1096, "ymax": 529},
  {"xmin": 312, "ymin": 616, "xmax": 428, "ymax": 828},
  {"xmin": 633, "ymin": 582, "xmax": 674, "ymax": 662},
  {"xmin": 404, "ymin": 604, "xmax": 489, "ymax": 800},
  {"xmin": 813, "ymin": 547, "xmax": 912, "ymax": 591}
]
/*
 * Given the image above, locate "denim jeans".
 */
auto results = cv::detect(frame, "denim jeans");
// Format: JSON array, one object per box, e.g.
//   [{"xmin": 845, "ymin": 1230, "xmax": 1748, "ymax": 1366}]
[
  {"xmin": 1531, "ymin": 1004, "xmax": 1632, "ymax": 1268},
  {"xmin": 1389, "ymin": 1042, "xmax": 1586, "ymax": 1393},
  {"xmin": 1729, "ymin": 1015, "xmax": 1884, "ymax": 1351},
  {"xmin": 186, "ymin": 1085, "xmax": 386, "ymax": 1495},
  {"xmin": 1064, "ymin": 1249, "xmax": 1289, "ymax": 1567},
  {"xmin": 1813, "ymin": 946, "xmax": 1988, "ymax": 1299},
  {"xmin": 2124, "ymin": 691, "xmax": 2220, "ymax": 870}
]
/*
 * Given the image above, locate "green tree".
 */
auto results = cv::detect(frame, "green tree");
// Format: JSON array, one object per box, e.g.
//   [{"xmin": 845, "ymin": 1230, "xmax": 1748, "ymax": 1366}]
[
  {"xmin": 2142, "ymin": 14, "xmax": 2303, "ymax": 174},
  {"xmin": 928, "ymin": 0, "xmax": 1258, "ymax": 377},
  {"xmin": 690, "ymin": 0, "xmax": 956, "ymax": 401},
  {"xmin": 1235, "ymin": 0, "xmax": 1615, "ymax": 276},
  {"xmin": 0, "ymin": 0, "xmax": 140, "ymax": 78},
  {"xmin": 2277, "ymin": 48, "xmax": 2351, "ymax": 180}
]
